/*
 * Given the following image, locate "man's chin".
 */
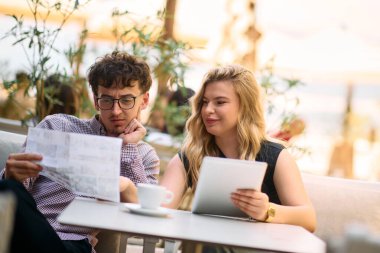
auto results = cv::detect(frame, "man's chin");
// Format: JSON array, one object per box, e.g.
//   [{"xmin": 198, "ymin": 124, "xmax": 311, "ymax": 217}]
[{"xmin": 107, "ymin": 127, "xmax": 125, "ymax": 137}]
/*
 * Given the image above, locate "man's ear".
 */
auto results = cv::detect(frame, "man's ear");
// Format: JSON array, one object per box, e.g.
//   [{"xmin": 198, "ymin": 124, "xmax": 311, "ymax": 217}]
[
  {"xmin": 140, "ymin": 92, "xmax": 149, "ymax": 110},
  {"xmin": 93, "ymin": 94, "xmax": 99, "ymax": 110}
]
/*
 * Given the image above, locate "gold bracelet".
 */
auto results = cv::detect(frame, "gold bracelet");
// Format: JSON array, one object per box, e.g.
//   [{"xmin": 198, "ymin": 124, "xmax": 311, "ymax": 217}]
[{"xmin": 265, "ymin": 203, "xmax": 276, "ymax": 223}]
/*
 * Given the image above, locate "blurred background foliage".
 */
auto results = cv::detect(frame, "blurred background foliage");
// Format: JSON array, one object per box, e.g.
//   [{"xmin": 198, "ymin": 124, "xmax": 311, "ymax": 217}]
[{"xmin": 0, "ymin": 0, "xmax": 304, "ymax": 143}]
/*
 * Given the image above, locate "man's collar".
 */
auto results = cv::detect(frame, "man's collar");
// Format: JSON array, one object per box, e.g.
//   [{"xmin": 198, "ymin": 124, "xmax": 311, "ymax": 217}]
[{"xmin": 90, "ymin": 115, "xmax": 107, "ymax": 136}]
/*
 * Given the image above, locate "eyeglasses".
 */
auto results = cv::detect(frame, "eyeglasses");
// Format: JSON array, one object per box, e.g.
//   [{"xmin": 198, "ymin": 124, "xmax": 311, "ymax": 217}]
[{"xmin": 96, "ymin": 94, "xmax": 142, "ymax": 110}]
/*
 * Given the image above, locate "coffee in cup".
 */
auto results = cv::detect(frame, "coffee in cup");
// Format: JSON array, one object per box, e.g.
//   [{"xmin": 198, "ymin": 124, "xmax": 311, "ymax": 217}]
[{"xmin": 137, "ymin": 183, "xmax": 174, "ymax": 210}]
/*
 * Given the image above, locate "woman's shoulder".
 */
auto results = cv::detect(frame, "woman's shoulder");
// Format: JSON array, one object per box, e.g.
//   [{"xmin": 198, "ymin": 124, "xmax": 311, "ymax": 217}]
[
  {"xmin": 256, "ymin": 140, "xmax": 285, "ymax": 162},
  {"xmin": 260, "ymin": 139, "xmax": 285, "ymax": 151}
]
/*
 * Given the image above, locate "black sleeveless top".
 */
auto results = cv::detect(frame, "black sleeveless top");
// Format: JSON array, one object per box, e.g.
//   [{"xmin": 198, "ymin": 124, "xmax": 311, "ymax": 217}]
[{"xmin": 179, "ymin": 140, "xmax": 284, "ymax": 205}]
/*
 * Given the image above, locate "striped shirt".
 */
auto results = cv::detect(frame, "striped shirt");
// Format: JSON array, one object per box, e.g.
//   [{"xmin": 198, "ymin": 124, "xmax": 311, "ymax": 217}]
[{"xmin": 0, "ymin": 114, "xmax": 160, "ymax": 251}]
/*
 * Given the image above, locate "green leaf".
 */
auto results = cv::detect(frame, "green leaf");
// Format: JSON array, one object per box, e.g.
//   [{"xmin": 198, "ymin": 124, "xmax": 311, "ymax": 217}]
[
  {"xmin": 12, "ymin": 37, "xmax": 27, "ymax": 45},
  {"xmin": 2, "ymin": 80, "xmax": 16, "ymax": 90},
  {"xmin": 7, "ymin": 14, "xmax": 19, "ymax": 22},
  {"xmin": 28, "ymin": 38, "xmax": 34, "ymax": 48},
  {"xmin": 55, "ymin": 2, "xmax": 61, "ymax": 11},
  {"xmin": 40, "ymin": 56, "xmax": 50, "ymax": 66}
]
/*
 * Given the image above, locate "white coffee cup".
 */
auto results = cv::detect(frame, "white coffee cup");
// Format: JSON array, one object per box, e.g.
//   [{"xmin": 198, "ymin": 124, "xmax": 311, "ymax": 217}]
[{"xmin": 137, "ymin": 183, "xmax": 174, "ymax": 210}]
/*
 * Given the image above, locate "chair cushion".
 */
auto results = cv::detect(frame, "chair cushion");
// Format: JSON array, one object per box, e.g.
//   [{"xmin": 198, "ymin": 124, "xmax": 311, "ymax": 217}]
[
  {"xmin": 302, "ymin": 173, "xmax": 380, "ymax": 240},
  {"xmin": 0, "ymin": 130, "xmax": 26, "ymax": 170}
]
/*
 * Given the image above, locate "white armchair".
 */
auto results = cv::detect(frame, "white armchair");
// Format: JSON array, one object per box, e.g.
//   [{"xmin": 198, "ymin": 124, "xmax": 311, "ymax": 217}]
[
  {"xmin": 302, "ymin": 173, "xmax": 380, "ymax": 241},
  {"xmin": 0, "ymin": 130, "xmax": 26, "ymax": 169}
]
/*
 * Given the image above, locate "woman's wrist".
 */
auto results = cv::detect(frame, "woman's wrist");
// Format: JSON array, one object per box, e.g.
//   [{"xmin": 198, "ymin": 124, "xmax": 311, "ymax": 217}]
[{"xmin": 264, "ymin": 203, "xmax": 276, "ymax": 223}]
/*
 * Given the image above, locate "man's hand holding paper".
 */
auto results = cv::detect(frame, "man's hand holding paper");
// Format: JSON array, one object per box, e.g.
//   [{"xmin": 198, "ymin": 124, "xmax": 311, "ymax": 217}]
[
  {"xmin": 25, "ymin": 127, "xmax": 122, "ymax": 202},
  {"xmin": 4, "ymin": 153, "xmax": 43, "ymax": 182}
]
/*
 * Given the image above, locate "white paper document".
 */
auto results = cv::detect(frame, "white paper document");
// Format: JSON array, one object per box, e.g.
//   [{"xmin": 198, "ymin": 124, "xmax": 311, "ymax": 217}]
[{"xmin": 26, "ymin": 128, "xmax": 122, "ymax": 202}]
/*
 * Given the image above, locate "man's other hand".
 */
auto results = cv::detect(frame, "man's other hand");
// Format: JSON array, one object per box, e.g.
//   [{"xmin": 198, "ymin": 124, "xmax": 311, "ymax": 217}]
[{"xmin": 5, "ymin": 153, "xmax": 43, "ymax": 182}]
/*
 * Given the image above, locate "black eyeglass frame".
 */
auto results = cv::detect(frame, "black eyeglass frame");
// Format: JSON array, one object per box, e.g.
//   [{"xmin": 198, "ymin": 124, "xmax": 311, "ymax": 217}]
[{"xmin": 96, "ymin": 94, "xmax": 143, "ymax": 110}]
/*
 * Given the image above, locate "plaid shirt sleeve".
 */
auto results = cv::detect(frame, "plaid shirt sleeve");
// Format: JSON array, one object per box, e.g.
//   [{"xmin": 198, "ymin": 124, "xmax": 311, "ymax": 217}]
[{"xmin": 120, "ymin": 142, "xmax": 160, "ymax": 184}]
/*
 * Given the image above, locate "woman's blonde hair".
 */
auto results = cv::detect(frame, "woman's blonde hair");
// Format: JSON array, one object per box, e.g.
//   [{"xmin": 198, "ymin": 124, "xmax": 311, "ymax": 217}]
[{"xmin": 182, "ymin": 64, "xmax": 267, "ymax": 192}]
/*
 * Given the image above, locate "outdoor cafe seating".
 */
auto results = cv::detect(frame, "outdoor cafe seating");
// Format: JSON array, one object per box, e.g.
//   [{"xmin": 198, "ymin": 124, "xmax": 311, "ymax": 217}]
[{"xmin": 1, "ymin": 128, "xmax": 380, "ymax": 253}]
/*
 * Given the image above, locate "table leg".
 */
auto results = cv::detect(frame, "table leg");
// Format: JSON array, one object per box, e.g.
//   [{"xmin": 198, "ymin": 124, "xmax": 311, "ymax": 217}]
[
  {"xmin": 164, "ymin": 239, "xmax": 181, "ymax": 253},
  {"xmin": 143, "ymin": 237, "xmax": 159, "ymax": 253},
  {"xmin": 119, "ymin": 233, "xmax": 131, "ymax": 253}
]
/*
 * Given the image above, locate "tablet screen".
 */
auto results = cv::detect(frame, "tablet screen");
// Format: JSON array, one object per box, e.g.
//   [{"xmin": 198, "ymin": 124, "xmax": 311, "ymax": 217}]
[{"xmin": 191, "ymin": 156, "xmax": 267, "ymax": 218}]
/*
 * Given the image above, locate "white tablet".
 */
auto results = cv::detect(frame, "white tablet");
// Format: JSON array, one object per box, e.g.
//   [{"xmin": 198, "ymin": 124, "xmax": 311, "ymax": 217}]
[{"xmin": 191, "ymin": 156, "xmax": 268, "ymax": 218}]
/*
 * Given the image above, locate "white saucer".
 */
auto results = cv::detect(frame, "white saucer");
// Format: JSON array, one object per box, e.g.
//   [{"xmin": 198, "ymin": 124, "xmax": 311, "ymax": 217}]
[{"xmin": 121, "ymin": 203, "xmax": 169, "ymax": 217}]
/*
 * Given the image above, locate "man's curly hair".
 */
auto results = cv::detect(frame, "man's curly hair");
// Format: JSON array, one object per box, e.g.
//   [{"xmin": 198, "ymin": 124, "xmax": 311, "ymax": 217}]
[{"xmin": 87, "ymin": 51, "xmax": 152, "ymax": 95}]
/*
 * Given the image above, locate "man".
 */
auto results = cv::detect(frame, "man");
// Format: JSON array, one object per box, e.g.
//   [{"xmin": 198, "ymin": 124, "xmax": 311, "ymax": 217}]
[{"xmin": 0, "ymin": 51, "xmax": 160, "ymax": 253}]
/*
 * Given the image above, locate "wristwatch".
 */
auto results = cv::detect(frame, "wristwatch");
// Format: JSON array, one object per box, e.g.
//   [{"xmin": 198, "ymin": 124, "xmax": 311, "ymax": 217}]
[{"xmin": 265, "ymin": 203, "xmax": 276, "ymax": 223}]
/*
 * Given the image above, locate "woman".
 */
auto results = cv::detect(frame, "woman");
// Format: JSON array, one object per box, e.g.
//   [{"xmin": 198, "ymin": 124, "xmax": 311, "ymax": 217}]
[{"xmin": 160, "ymin": 64, "xmax": 316, "ymax": 233}]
